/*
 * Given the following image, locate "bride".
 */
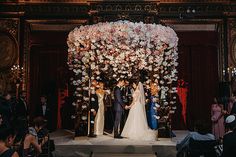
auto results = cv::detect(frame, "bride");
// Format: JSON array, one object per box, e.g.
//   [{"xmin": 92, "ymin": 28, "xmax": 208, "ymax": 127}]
[{"xmin": 121, "ymin": 81, "xmax": 157, "ymax": 141}]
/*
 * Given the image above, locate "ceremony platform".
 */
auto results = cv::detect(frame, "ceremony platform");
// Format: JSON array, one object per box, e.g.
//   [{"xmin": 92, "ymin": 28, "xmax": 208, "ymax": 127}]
[{"xmin": 51, "ymin": 130, "xmax": 188, "ymax": 157}]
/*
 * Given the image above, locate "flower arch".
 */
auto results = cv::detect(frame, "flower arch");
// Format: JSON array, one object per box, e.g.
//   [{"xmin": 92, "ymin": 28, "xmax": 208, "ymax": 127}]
[{"xmin": 67, "ymin": 21, "xmax": 179, "ymax": 134}]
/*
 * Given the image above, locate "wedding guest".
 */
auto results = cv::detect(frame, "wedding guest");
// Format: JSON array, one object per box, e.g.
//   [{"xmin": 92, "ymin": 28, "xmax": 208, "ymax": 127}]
[
  {"xmin": 88, "ymin": 80, "xmax": 99, "ymax": 137},
  {"xmin": 60, "ymin": 96, "xmax": 75, "ymax": 130},
  {"xmin": 35, "ymin": 95, "xmax": 52, "ymax": 131},
  {"xmin": 0, "ymin": 92, "xmax": 13, "ymax": 125},
  {"xmin": 147, "ymin": 82, "xmax": 158, "ymax": 130},
  {"xmin": 14, "ymin": 91, "xmax": 28, "ymax": 143},
  {"xmin": 23, "ymin": 117, "xmax": 48, "ymax": 157},
  {"xmin": 225, "ymin": 114, "xmax": 236, "ymax": 134},
  {"xmin": 230, "ymin": 95, "xmax": 236, "ymax": 115},
  {"xmin": 0, "ymin": 124, "xmax": 19, "ymax": 157},
  {"xmin": 176, "ymin": 121, "xmax": 215, "ymax": 156},
  {"xmin": 211, "ymin": 97, "xmax": 226, "ymax": 139},
  {"xmin": 104, "ymin": 85, "xmax": 113, "ymax": 134},
  {"xmin": 222, "ymin": 115, "xmax": 236, "ymax": 157},
  {"xmin": 227, "ymin": 97, "xmax": 235, "ymax": 115},
  {"xmin": 94, "ymin": 81, "xmax": 106, "ymax": 136}
]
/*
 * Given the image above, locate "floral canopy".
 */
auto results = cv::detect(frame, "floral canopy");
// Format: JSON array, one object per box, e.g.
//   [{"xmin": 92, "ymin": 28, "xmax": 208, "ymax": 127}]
[{"xmin": 67, "ymin": 21, "xmax": 178, "ymax": 126}]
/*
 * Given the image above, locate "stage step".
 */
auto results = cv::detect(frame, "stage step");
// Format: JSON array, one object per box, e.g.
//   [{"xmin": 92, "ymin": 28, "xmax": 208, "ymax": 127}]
[{"xmin": 92, "ymin": 153, "xmax": 156, "ymax": 157}]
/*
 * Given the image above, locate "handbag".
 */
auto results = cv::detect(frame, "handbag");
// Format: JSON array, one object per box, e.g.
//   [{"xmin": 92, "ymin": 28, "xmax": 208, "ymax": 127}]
[
  {"xmin": 49, "ymin": 140, "xmax": 55, "ymax": 152},
  {"xmin": 214, "ymin": 144, "xmax": 223, "ymax": 157}
]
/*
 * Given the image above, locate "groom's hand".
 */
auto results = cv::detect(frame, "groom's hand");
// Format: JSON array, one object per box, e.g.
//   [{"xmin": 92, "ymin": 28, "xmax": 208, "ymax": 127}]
[{"xmin": 125, "ymin": 105, "xmax": 129, "ymax": 110}]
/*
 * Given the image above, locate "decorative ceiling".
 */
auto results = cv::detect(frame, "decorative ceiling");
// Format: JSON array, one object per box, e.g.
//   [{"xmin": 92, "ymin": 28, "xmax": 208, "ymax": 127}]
[{"xmin": 1, "ymin": 0, "xmax": 234, "ymax": 3}]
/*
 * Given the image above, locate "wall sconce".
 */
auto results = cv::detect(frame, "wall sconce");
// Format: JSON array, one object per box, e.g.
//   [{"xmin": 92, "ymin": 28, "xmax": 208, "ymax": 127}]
[{"xmin": 10, "ymin": 64, "xmax": 24, "ymax": 98}]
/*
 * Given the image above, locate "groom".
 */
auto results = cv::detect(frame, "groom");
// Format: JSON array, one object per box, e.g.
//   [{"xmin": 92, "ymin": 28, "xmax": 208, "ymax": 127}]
[{"xmin": 113, "ymin": 79, "xmax": 128, "ymax": 138}]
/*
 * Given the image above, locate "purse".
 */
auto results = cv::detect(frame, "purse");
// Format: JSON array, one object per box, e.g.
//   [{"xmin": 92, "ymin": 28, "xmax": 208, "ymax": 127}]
[{"xmin": 214, "ymin": 144, "xmax": 223, "ymax": 157}]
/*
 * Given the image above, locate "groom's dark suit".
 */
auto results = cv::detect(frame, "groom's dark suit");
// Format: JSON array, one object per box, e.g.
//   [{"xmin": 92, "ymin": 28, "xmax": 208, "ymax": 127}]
[{"xmin": 114, "ymin": 85, "xmax": 125, "ymax": 137}]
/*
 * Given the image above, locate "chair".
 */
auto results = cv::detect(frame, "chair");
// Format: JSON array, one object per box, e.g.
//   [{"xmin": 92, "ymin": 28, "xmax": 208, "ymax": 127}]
[{"xmin": 187, "ymin": 138, "xmax": 218, "ymax": 157}]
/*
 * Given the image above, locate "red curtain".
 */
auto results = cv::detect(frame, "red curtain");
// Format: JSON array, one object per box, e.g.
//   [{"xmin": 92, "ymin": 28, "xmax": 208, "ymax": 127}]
[
  {"xmin": 29, "ymin": 31, "xmax": 68, "ymax": 130},
  {"xmin": 175, "ymin": 31, "xmax": 219, "ymax": 130}
]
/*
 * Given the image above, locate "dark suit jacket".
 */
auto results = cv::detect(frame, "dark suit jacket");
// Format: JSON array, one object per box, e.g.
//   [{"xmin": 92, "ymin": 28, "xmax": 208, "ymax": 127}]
[
  {"xmin": 114, "ymin": 86, "xmax": 124, "ymax": 112},
  {"xmin": 222, "ymin": 129, "xmax": 236, "ymax": 157},
  {"xmin": 230, "ymin": 102, "xmax": 236, "ymax": 115},
  {"xmin": 15, "ymin": 97, "xmax": 28, "ymax": 119},
  {"xmin": 35, "ymin": 103, "xmax": 51, "ymax": 122}
]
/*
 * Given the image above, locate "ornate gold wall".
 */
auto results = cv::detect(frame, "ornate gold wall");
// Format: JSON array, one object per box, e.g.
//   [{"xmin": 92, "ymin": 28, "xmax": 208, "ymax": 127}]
[{"xmin": 0, "ymin": 0, "xmax": 234, "ymax": 3}]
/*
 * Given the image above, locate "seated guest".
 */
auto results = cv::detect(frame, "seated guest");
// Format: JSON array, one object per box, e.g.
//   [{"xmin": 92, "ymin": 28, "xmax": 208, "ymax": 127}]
[
  {"xmin": 176, "ymin": 121, "xmax": 215, "ymax": 156},
  {"xmin": 211, "ymin": 97, "xmax": 226, "ymax": 139},
  {"xmin": 23, "ymin": 117, "xmax": 48, "ymax": 157},
  {"xmin": 222, "ymin": 115, "xmax": 236, "ymax": 157},
  {"xmin": 0, "ymin": 124, "xmax": 19, "ymax": 157}
]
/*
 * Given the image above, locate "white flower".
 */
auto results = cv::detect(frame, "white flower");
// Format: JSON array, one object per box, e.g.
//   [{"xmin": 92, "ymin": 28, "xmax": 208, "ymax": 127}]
[
  {"xmin": 68, "ymin": 21, "xmax": 179, "ymax": 111},
  {"xmin": 154, "ymin": 115, "xmax": 160, "ymax": 120}
]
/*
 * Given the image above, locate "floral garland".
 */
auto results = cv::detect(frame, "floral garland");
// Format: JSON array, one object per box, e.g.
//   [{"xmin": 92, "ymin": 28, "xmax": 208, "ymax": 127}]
[{"xmin": 67, "ymin": 21, "xmax": 179, "ymax": 127}]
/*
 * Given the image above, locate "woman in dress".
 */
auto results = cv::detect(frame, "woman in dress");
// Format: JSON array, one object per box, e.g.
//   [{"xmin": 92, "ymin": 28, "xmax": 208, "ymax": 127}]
[
  {"xmin": 211, "ymin": 97, "xmax": 226, "ymax": 139},
  {"xmin": 121, "ymin": 81, "xmax": 157, "ymax": 141},
  {"xmin": 94, "ymin": 81, "xmax": 106, "ymax": 136},
  {"xmin": 147, "ymin": 82, "xmax": 159, "ymax": 130}
]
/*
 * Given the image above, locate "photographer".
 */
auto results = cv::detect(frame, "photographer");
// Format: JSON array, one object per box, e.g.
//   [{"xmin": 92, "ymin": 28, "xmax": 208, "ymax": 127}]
[{"xmin": 23, "ymin": 117, "xmax": 48, "ymax": 157}]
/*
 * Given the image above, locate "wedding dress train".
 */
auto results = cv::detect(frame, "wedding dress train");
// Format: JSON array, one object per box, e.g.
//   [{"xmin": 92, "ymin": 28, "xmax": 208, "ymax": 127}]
[{"xmin": 121, "ymin": 82, "xmax": 157, "ymax": 141}]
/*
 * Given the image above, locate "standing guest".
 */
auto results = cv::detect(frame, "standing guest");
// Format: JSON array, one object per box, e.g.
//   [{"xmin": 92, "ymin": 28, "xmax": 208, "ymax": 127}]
[
  {"xmin": 35, "ymin": 95, "xmax": 51, "ymax": 131},
  {"xmin": 230, "ymin": 95, "xmax": 236, "ymax": 115},
  {"xmin": 94, "ymin": 81, "xmax": 108, "ymax": 136},
  {"xmin": 222, "ymin": 115, "xmax": 236, "ymax": 157},
  {"xmin": 176, "ymin": 121, "xmax": 215, "ymax": 156},
  {"xmin": 14, "ymin": 91, "xmax": 28, "ymax": 142},
  {"xmin": 147, "ymin": 82, "xmax": 158, "ymax": 130},
  {"xmin": 103, "ymin": 84, "xmax": 113, "ymax": 134},
  {"xmin": 227, "ymin": 97, "xmax": 235, "ymax": 115},
  {"xmin": 0, "ymin": 124, "xmax": 19, "ymax": 157},
  {"xmin": 211, "ymin": 97, "xmax": 226, "ymax": 139},
  {"xmin": 88, "ymin": 80, "xmax": 99, "ymax": 137},
  {"xmin": 0, "ymin": 93, "xmax": 12, "ymax": 125}
]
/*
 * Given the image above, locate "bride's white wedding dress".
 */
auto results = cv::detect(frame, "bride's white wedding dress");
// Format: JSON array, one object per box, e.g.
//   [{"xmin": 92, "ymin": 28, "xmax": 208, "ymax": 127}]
[{"xmin": 121, "ymin": 82, "xmax": 157, "ymax": 141}]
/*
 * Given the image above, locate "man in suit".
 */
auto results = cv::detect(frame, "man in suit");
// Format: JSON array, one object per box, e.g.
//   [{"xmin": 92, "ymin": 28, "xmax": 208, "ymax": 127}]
[
  {"xmin": 35, "ymin": 95, "xmax": 51, "ymax": 131},
  {"xmin": 0, "ymin": 93, "xmax": 12, "ymax": 125},
  {"xmin": 120, "ymin": 80, "xmax": 133, "ymax": 132},
  {"xmin": 14, "ymin": 91, "xmax": 29, "ymax": 142},
  {"xmin": 222, "ymin": 115, "xmax": 236, "ymax": 157},
  {"xmin": 88, "ymin": 80, "xmax": 99, "ymax": 137},
  {"xmin": 113, "ymin": 79, "xmax": 128, "ymax": 138}
]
